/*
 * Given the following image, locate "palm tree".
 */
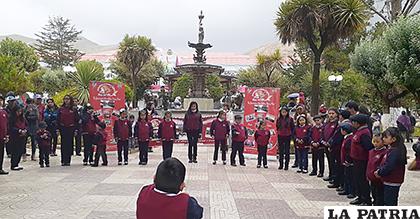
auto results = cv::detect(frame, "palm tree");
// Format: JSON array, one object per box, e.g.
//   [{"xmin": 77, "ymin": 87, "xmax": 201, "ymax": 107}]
[
  {"xmin": 275, "ymin": 0, "xmax": 368, "ymax": 115},
  {"xmin": 69, "ymin": 60, "xmax": 104, "ymax": 104}
]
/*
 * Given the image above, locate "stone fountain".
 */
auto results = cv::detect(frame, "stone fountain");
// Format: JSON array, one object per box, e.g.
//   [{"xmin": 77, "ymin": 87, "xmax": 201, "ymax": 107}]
[{"xmin": 174, "ymin": 11, "xmax": 224, "ymax": 111}]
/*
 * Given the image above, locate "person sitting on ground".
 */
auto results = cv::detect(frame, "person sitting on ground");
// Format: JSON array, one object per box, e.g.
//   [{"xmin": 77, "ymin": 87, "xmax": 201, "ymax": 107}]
[
  {"xmin": 408, "ymin": 137, "xmax": 420, "ymax": 171},
  {"xmin": 136, "ymin": 157, "xmax": 203, "ymax": 219}
]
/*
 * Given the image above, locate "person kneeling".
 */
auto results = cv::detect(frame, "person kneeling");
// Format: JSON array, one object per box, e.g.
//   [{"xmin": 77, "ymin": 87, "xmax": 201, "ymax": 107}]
[{"xmin": 136, "ymin": 157, "xmax": 203, "ymax": 219}]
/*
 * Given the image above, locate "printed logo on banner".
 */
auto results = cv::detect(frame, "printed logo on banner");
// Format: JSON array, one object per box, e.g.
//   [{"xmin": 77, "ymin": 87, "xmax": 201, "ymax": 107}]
[
  {"xmin": 97, "ymin": 83, "xmax": 118, "ymax": 97},
  {"xmin": 324, "ymin": 206, "xmax": 420, "ymax": 219}
]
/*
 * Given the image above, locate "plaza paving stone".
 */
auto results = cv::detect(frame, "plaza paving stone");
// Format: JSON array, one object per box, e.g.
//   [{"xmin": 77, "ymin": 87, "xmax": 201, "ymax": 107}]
[{"xmin": 0, "ymin": 143, "xmax": 419, "ymax": 219}]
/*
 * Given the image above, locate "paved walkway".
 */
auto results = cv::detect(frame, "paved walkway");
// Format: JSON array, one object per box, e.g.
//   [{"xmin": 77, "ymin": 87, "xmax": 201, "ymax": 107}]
[{"xmin": 0, "ymin": 144, "xmax": 419, "ymax": 219}]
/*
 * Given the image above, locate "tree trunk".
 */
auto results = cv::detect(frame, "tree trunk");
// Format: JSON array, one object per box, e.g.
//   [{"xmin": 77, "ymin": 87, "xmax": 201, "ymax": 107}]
[
  {"xmin": 382, "ymin": 96, "xmax": 391, "ymax": 114},
  {"xmin": 131, "ymin": 73, "xmax": 138, "ymax": 108},
  {"xmin": 310, "ymin": 53, "xmax": 321, "ymax": 116},
  {"xmin": 390, "ymin": 0, "xmax": 402, "ymax": 21}
]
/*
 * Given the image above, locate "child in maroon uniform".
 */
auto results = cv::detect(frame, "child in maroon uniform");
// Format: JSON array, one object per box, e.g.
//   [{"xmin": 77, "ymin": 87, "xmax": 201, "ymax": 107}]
[
  {"xmin": 9, "ymin": 106, "xmax": 27, "ymax": 171},
  {"xmin": 230, "ymin": 115, "xmax": 248, "ymax": 166},
  {"xmin": 255, "ymin": 121, "xmax": 270, "ymax": 168},
  {"xmin": 310, "ymin": 115, "xmax": 324, "ymax": 177},
  {"xmin": 36, "ymin": 122, "xmax": 52, "ymax": 168},
  {"xmin": 276, "ymin": 106, "xmax": 294, "ymax": 170},
  {"xmin": 135, "ymin": 110, "xmax": 153, "ymax": 165},
  {"xmin": 375, "ymin": 127, "xmax": 407, "ymax": 206},
  {"xmin": 57, "ymin": 95, "xmax": 79, "ymax": 166},
  {"xmin": 321, "ymin": 109, "xmax": 339, "ymax": 181},
  {"xmin": 367, "ymin": 134, "xmax": 387, "ymax": 206},
  {"xmin": 210, "ymin": 111, "xmax": 230, "ymax": 165},
  {"xmin": 92, "ymin": 122, "xmax": 108, "ymax": 167},
  {"xmin": 183, "ymin": 102, "xmax": 203, "ymax": 163},
  {"xmin": 294, "ymin": 115, "xmax": 311, "ymax": 173},
  {"xmin": 158, "ymin": 111, "xmax": 177, "ymax": 160},
  {"xmin": 340, "ymin": 123, "xmax": 355, "ymax": 199},
  {"xmin": 0, "ymin": 94, "xmax": 9, "ymax": 175},
  {"xmin": 349, "ymin": 114, "xmax": 373, "ymax": 206},
  {"xmin": 81, "ymin": 105, "xmax": 99, "ymax": 166},
  {"xmin": 113, "ymin": 109, "xmax": 132, "ymax": 165},
  {"xmin": 136, "ymin": 158, "xmax": 203, "ymax": 219}
]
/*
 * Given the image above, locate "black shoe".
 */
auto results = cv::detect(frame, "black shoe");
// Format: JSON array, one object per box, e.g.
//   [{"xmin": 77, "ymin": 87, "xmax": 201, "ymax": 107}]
[
  {"xmin": 188, "ymin": 160, "xmax": 193, "ymax": 163},
  {"xmin": 223, "ymin": 161, "xmax": 227, "ymax": 165},
  {"xmin": 231, "ymin": 163, "xmax": 237, "ymax": 167},
  {"xmin": 138, "ymin": 162, "xmax": 143, "ymax": 165},
  {"xmin": 347, "ymin": 194, "xmax": 356, "ymax": 199},
  {"xmin": 101, "ymin": 163, "xmax": 107, "ymax": 166},
  {"xmin": 11, "ymin": 167, "xmax": 23, "ymax": 171},
  {"xmin": 323, "ymin": 176, "xmax": 331, "ymax": 181},
  {"xmin": 359, "ymin": 202, "xmax": 372, "ymax": 206},
  {"xmin": 76, "ymin": 153, "xmax": 82, "ymax": 156},
  {"xmin": 327, "ymin": 184, "xmax": 339, "ymax": 189},
  {"xmin": 264, "ymin": 165, "xmax": 268, "ymax": 169},
  {"xmin": 193, "ymin": 160, "xmax": 198, "ymax": 163},
  {"xmin": 63, "ymin": 163, "xmax": 70, "ymax": 166},
  {"xmin": 118, "ymin": 162, "xmax": 122, "ymax": 166},
  {"xmin": 328, "ymin": 180, "xmax": 335, "ymax": 185},
  {"xmin": 278, "ymin": 165, "xmax": 283, "ymax": 170},
  {"xmin": 240, "ymin": 163, "xmax": 246, "ymax": 166},
  {"xmin": 124, "ymin": 161, "xmax": 128, "ymax": 165},
  {"xmin": 257, "ymin": 165, "xmax": 261, "ymax": 168},
  {"xmin": 46, "ymin": 164, "xmax": 50, "ymax": 167},
  {"xmin": 302, "ymin": 169, "xmax": 308, "ymax": 174},
  {"xmin": 309, "ymin": 172, "xmax": 317, "ymax": 176},
  {"xmin": 0, "ymin": 170, "xmax": 9, "ymax": 175},
  {"xmin": 350, "ymin": 198, "xmax": 362, "ymax": 205},
  {"xmin": 89, "ymin": 162, "xmax": 94, "ymax": 165},
  {"xmin": 317, "ymin": 173, "xmax": 323, "ymax": 178},
  {"xmin": 212, "ymin": 161, "xmax": 216, "ymax": 165},
  {"xmin": 83, "ymin": 162, "xmax": 88, "ymax": 166},
  {"xmin": 336, "ymin": 187, "xmax": 344, "ymax": 192},
  {"xmin": 40, "ymin": 164, "xmax": 44, "ymax": 168},
  {"xmin": 338, "ymin": 191, "xmax": 348, "ymax": 196},
  {"xmin": 297, "ymin": 169, "xmax": 302, "ymax": 173},
  {"xmin": 91, "ymin": 164, "xmax": 98, "ymax": 167},
  {"xmin": 291, "ymin": 164, "xmax": 298, "ymax": 168},
  {"xmin": 284, "ymin": 166, "xmax": 288, "ymax": 170}
]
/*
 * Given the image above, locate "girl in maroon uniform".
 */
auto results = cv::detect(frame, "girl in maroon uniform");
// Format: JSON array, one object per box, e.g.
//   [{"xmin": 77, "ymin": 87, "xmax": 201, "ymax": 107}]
[
  {"xmin": 135, "ymin": 110, "xmax": 153, "ymax": 165},
  {"xmin": 276, "ymin": 106, "xmax": 294, "ymax": 170},
  {"xmin": 113, "ymin": 109, "xmax": 132, "ymax": 165},
  {"xmin": 294, "ymin": 115, "xmax": 311, "ymax": 173},
  {"xmin": 375, "ymin": 127, "xmax": 407, "ymax": 206},
  {"xmin": 230, "ymin": 115, "xmax": 247, "ymax": 166},
  {"xmin": 9, "ymin": 106, "xmax": 27, "ymax": 171},
  {"xmin": 81, "ymin": 105, "xmax": 99, "ymax": 166},
  {"xmin": 183, "ymin": 102, "xmax": 203, "ymax": 163},
  {"xmin": 158, "ymin": 111, "xmax": 177, "ymax": 160},
  {"xmin": 210, "ymin": 111, "xmax": 230, "ymax": 165},
  {"xmin": 92, "ymin": 122, "xmax": 108, "ymax": 167},
  {"xmin": 255, "ymin": 120, "xmax": 270, "ymax": 168},
  {"xmin": 57, "ymin": 95, "xmax": 79, "ymax": 166}
]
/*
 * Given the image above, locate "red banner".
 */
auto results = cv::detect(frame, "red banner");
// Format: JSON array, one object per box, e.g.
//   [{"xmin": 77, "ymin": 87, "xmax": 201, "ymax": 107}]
[
  {"xmin": 89, "ymin": 81, "xmax": 126, "ymax": 151},
  {"xmin": 243, "ymin": 87, "xmax": 281, "ymax": 156}
]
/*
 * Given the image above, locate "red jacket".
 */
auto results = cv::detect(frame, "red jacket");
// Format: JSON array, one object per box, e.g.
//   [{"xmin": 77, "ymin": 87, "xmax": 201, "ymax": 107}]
[
  {"xmin": 294, "ymin": 125, "xmax": 311, "ymax": 149},
  {"xmin": 311, "ymin": 125, "xmax": 323, "ymax": 149},
  {"xmin": 276, "ymin": 117, "xmax": 294, "ymax": 137},
  {"xmin": 94, "ymin": 129, "xmax": 107, "ymax": 146},
  {"xmin": 254, "ymin": 129, "xmax": 270, "ymax": 147},
  {"xmin": 0, "ymin": 109, "xmax": 7, "ymax": 140},
  {"xmin": 231, "ymin": 123, "xmax": 247, "ymax": 142},
  {"xmin": 136, "ymin": 185, "xmax": 189, "ymax": 219},
  {"xmin": 350, "ymin": 126, "xmax": 372, "ymax": 161},
  {"xmin": 158, "ymin": 120, "xmax": 177, "ymax": 141},
  {"xmin": 113, "ymin": 119, "xmax": 132, "ymax": 141},
  {"xmin": 82, "ymin": 116, "xmax": 97, "ymax": 135},
  {"xmin": 183, "ymin": 112, "xmax": 203, "ymax": 132},
  {"xmin": 322, "ymin": 121, "xmax": 338, "ymax": 145},
  {"xmin": 135, "ymin": 120, "xmax": 153, "ymax": 142},
  {"xmin": 366, "ymin": 147, "xmax": 387, "ymax": 184},
  {"xmin": 210, "ymin": 119, "xmax": 230, "ymax": 141},
  {"xmin": 36, "ymin": 129, "xmax": 52, "ymax": 149},
  {"xmin": 378, "ymin": 147, "xmax": 406, "ymax": 185},
  {"xmin": 57, "ymin": 106, "xmax": 78, "ymax": 128}
]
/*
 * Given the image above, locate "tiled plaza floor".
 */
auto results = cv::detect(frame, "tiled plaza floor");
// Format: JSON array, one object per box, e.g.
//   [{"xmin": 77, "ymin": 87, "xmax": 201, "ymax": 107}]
[{"xmin": 0, "ymin": 144, "xmax": 419, "ymax": 219}]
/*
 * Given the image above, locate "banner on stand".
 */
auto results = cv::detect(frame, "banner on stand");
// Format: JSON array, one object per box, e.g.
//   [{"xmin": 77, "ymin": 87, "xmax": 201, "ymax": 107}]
[{"xmin": 243, "ymin": 87, "xmax": 281, "ymax": 156}]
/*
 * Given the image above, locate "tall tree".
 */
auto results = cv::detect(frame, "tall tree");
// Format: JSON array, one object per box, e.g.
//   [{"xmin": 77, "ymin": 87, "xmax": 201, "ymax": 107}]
[
  {"xmin": 275, "ymin": 0, "xmax": 369, "ymax": 115},
  {"xmin": 69, "ymin": 60, "xmax": 104, "ymax": 104},
  {"xmin": 361, "ymin": 0, "xmax": 419, "ymax": 24},
  {"xmin": 35, "ymin": 16, "xmax": 83, "ymax": 69},
  {"xmin": 0, "ymin": 38, "xmax": 39, "ymax": 72},
  {"xmin": 0, "ymin": 55, "xmax": 32, "ymax": 94},
  {"xmin": 114, "ymin": 35, "xmax": 156, "ymax": 108}
]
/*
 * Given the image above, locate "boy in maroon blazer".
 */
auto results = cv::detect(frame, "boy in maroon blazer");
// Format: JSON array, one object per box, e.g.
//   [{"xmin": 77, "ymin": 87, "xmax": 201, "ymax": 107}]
[
  {"xmin": 210, "ymin": 111, "xmax": 230, "ymax": 165},
  {"xmin": 136, "ymin": 158, "xmax": 203, "ymax": 219},
  {"xmin": 158, "ymin": 111, "xmax": 178, "ymax": 160},
  {"xmin": 36, "ymin": 122, "xmax": 52, "ymax": 168},
  {"xmin": 113, "ymin": 109, "xmax": 132, "ymax": 165},
  {"xmin": 230, "ymin": 115, "xmax": 248, "ymax": 166},
  {"xmin": 310, "ymin": 115, "xmax": 324, "ymax": 177}
]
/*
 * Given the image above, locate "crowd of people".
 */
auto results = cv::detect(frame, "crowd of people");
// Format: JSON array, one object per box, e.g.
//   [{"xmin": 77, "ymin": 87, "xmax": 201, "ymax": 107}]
[{"xmin": 1, "ymin": 91, "xmax": 419, "ymax": 212}]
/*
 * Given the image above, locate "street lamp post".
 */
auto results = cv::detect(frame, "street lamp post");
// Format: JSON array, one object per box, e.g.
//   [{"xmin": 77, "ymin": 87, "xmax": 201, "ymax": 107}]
[{"xmin": 328, "ymin": 74, "xmax": 343, "ymax": 107}]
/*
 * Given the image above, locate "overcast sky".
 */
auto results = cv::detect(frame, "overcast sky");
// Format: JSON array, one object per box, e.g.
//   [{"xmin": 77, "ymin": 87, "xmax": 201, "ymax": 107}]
[{"xmin": 1, "ymin": 0, "xmax": 283, "ymax": 53}]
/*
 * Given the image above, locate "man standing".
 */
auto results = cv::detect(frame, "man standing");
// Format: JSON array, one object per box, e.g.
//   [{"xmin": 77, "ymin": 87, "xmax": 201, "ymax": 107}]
[{"xmin": 0, "ymin": 94, "xmax": 9, "ymax": 175}]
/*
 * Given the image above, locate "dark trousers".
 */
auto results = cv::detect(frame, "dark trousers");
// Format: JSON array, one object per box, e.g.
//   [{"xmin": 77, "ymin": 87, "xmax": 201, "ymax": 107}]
[
  {"xmin": 257, "ymin": 146, "xmax": 267, "ymax": 166},
  {"xmin": 117, "ymin": 140, "xmax": 129, "ymax": 162},
  {"xmin": 213, "ymin": 139, "xmax": 227, "ymax": 161},
  {"xmin": 139, "ymin": 141, "xmax": 149, "ymax": 163},
  {"xmin": 83, "ymin": 134, "xmax": 94, "ymax": 163},
  {"xmin": 293, "ymin": 143, "xmax": 299, "ymax": 166},
  {"xmin": 344, "ymin": 166, "xmax": 354, "ymax": 195},
  {"xmin": 39, "ymin": 146, "xmax": 50, "ymax": 166},
  {"xmin": 6, "ymin": 140, "xmax": 11, "ymax": 155},
  {"xmin": 0, "ymin": 140, "xmax": 5, "ymax": 170},
  {"xmin": 162, "ymin": 140, "xmax": 174, "ymax": 160},
  {"xmin": 27, "ymin": 134, "xmax": 37, "ymax": 156},
  {"xmin": 354, "ymin": 160, "xmax": 371, "ymax": 204},
  {"xmin": 278, "ymin": 135, "xmax": 291, "ymax": 168},
  {"xmin": 11, "ymin": 136, "xmax": 26, "ymax": 168},
  {"xmin": 231, "ymin": 141, "xmax": 245, "ymax": 165},
  {"xmin": 297, "ymin": 148, "xmax": 309, "ymax": 170},
  {"xmin": 48, "ymin": 128, "xmax": 58, "ymax": 155},
  {"xmin": 326, "ymin": 149, "xmax": 334, "ymax": 179},
  {"xmin": 94, "ymin": 145, "xmax": 107, "ymax": 165},
  {"xmin": 60, "ymin": 127, "xmax": 75, "ymax": 165},
  {"xmin": 371, "ymin": 182, "xmax": 384, "ymax": 206},
  {"xmin": 384, "ymin": 185, "xmax": 400, "ymax": 206},
  {"xmin": 75, "ymin": 131, "xmax": 82, "ymax": 155},
  {"xmin": 311, "ymin": 148, "xmax": 325, "ymax": 174},
  {"xmin": 187, "ymin": 130, "xmax": 199, "ymax": 161}
]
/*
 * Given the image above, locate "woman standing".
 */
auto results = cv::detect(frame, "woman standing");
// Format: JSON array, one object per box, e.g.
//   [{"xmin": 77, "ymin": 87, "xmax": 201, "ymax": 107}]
[
  {"xmin": 9, "ymin": 106, "xmax": 27, "ymax": 170},
  {"xmin": 44, "ymin": 99, "xmax": 58, "ymax": 156},
  {"xmin": 57, "ymin": 95, "xmax": 79, "ymax": 166},
  {"xmin": 183, "ymin": 102, "xmax": 203, "ymax": 163},
  {"xmin": 24, "ymin": 98, "xmax": 39, "ymax": 161},
  {"xmin": 276, "ymin": 106, "xmax": 295, "ymax": 170}
]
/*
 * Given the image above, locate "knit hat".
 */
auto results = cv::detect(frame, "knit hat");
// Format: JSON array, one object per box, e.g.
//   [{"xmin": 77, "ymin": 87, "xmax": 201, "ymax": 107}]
[
  {"xmin": 339, "ymin": 109, "xmax": 351, "ymax": 120},
  {"xmin": 313, "ymin": 114, "xmax": 323, "ymax": 120}
]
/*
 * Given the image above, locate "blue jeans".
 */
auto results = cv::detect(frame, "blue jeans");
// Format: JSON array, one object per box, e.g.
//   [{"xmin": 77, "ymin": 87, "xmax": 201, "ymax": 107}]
[
  {"xmin": 297, "ymin": 148, "xmax": 308, "ymax": 170},
  {"xmin": 384, "ymin": 185, "xmax": 400, "ymax": 206}
]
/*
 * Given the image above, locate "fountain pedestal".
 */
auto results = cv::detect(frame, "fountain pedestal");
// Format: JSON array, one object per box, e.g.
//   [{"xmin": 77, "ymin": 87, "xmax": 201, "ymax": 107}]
[{"xmin": 183, "ymin": 98, "xmax": 214, "ymax": 111}]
